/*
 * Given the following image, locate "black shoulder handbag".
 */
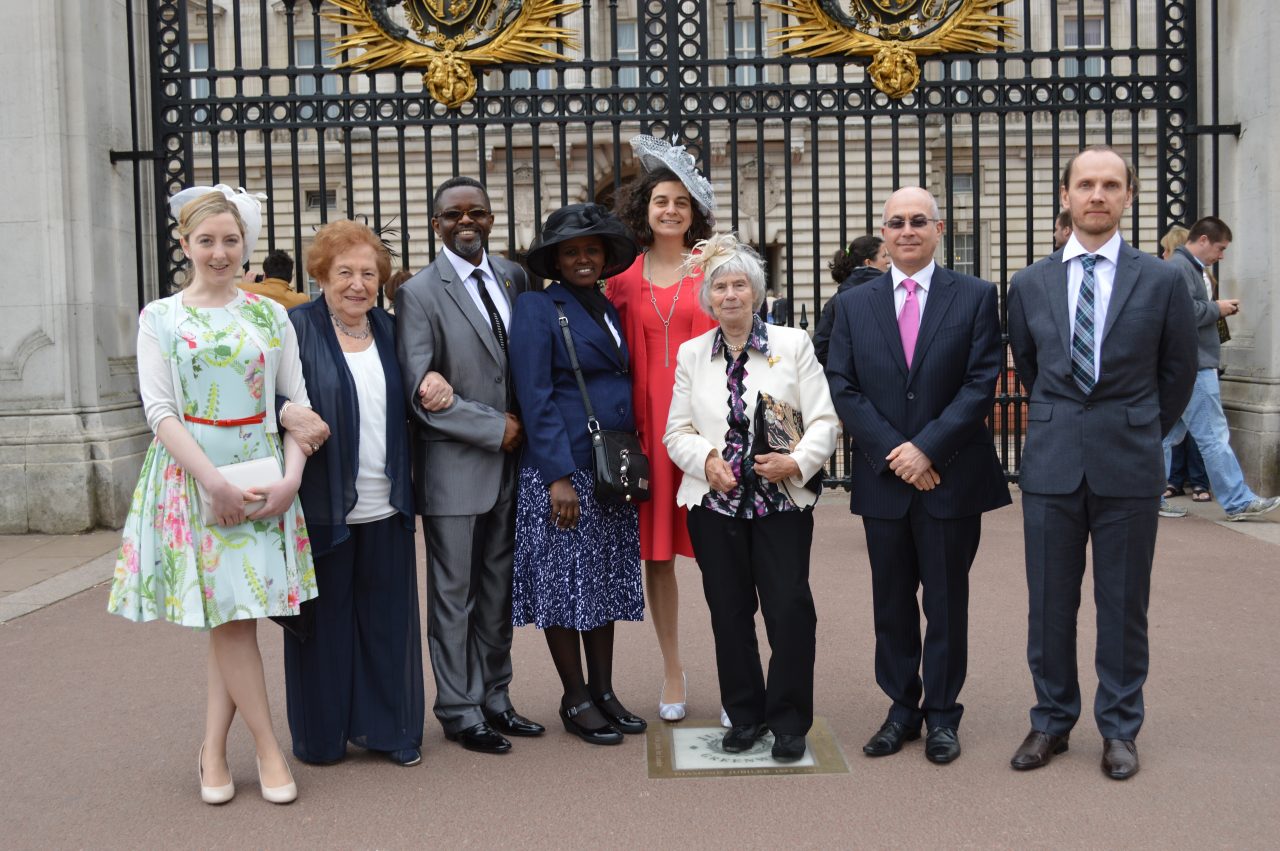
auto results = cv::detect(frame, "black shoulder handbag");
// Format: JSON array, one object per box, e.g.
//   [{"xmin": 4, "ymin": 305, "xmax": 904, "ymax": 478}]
[{"xmin": 555, "ymin": 305, "xmax": 651, "ymax": 505}]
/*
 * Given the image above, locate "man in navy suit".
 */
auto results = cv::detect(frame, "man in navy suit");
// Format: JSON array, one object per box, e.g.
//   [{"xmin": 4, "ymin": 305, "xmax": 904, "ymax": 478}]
[
  {"xmin": 1006, "ymin": 146, "xmax": 1196, "ymax": 780},
  {"xmin": 826, "ymin": 187, "xmax": 1010, "ymax": 764}
]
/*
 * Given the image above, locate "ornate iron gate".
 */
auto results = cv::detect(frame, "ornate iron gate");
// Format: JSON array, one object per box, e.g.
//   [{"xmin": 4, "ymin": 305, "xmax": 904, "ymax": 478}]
[{"xmin": 126, "ymin": 0, "xmax": 1208, "ymax": 483}]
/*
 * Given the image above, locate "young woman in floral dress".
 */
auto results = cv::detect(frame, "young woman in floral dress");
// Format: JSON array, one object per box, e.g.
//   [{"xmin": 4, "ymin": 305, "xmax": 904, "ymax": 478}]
[{"xmin": 108, "ymin": 188, "xmax": 317, "ymax": 805}]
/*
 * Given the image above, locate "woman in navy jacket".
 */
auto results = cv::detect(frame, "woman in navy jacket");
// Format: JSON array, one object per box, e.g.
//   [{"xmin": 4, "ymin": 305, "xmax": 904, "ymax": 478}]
[
  {"xmin": 509, "ymin": 204, "xmax": 647, "ymax": 746},
  {"xmin": 283, "ymin": 220, "xmax": 442, "ymax": 767}
]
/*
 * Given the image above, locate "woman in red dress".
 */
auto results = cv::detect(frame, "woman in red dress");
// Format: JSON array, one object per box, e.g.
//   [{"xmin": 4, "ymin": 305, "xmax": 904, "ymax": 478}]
[{"xmin": 607, "ymin": 136, "xmax": 716, "ymax": 721}]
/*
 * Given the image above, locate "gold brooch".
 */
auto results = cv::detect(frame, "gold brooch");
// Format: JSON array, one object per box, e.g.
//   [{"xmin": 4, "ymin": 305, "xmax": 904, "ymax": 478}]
[{"xmin": 767, "ymin": 355, "xmax": 781, "ymax": 367}]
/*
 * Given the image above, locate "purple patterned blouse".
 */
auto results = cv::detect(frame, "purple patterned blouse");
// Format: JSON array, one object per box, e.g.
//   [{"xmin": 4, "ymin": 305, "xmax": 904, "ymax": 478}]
[{"xmin": 701, "ymin": 315, "xmax": 800, "ymax": 519}]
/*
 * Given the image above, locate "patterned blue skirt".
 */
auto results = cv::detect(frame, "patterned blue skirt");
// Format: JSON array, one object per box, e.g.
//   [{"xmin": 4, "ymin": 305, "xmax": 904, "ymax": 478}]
[{"xmin": 512, "ymin": 466, "xmax": 644, "ymax": 631}]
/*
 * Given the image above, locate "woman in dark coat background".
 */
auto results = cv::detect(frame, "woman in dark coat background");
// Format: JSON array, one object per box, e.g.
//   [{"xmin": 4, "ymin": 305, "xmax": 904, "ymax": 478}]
[{"xmin": 283, "ymin": 220, "xmax": 446, "ymax": 767}]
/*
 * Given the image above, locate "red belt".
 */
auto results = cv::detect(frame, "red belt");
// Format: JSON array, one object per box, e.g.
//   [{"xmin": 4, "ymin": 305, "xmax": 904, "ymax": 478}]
[{"xmin": 183, "ymin": 412, "xmax": 266, "ymax": 427}]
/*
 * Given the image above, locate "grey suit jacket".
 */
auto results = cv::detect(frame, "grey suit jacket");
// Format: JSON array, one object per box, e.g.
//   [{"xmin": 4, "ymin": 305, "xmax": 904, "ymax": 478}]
[
  {"xmin": 1169, "ymin": 246, "xmax": 1222, "ymax": 370},
  {"xmin": 1007, "ymin": 241, "xmax": 1197, "ymax": 498},
  {"xmin": 394, "ymin": 251, "xmax": 530, "ymax": 515}
]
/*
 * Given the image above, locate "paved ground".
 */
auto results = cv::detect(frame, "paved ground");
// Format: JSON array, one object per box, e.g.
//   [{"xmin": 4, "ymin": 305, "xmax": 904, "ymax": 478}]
[{"xmin": 1, "ymin": 490, "xmax": 1277, "ymax": 849}]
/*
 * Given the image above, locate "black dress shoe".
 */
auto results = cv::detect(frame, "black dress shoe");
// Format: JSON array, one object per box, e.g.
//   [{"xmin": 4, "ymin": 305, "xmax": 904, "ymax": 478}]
[
  {"xmin": 863, "ymin": 720, "xmax": 921, "ymax": 757},
  {"xmin": 485, "ymin": 709, "xmax": 546, "ymax": 737},
  {"xmin": 560, "ymin": 700, "xmax": 624, "ymax": 746},
  {"xmin": 925, "ymin": 726, "xmax": 961, "ymax": 764},
  {"xmin": 722, "ymin": 723, "xmax": 769, "ymax": 753},
  {"xmin": 592, "ymin": 692, "xmax": 647, "ymax": 735},
  {"xmin": 444, "ymin": 722, "xmax": 511, "ymax": 754},
  {"xmin": 1101, "ymin": 738, "xmax": 1139, "ymax": 780},
  {"xmin": 771, "ymin": 733, "xmax": 807, "ymax": 762},
  {"xmin": 1010, "ymin": 729, "xmax": 1069, "ymax": 771}
]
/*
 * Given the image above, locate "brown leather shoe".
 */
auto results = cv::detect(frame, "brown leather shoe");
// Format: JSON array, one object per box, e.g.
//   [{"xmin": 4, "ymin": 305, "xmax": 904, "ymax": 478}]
[
  {"xmin": 1010, "ymin": 729, "xmax": 1069, "ymax": 770},
  {"xmin": 1101, "ymin": 738, "xmax": 1139, "ymax": 780}
]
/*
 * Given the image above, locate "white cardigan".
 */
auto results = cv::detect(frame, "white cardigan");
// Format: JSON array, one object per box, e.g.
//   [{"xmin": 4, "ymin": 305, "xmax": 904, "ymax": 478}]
[{"xmin": 663, "ymin": 324, "xmax": 837, "ymax": 510}]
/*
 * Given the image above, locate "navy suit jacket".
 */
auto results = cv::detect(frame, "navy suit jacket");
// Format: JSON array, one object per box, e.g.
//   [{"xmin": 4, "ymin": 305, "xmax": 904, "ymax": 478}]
[
  {"xmin": 1007, "ymin": 242, "xmax": 1197, "ymax": 498},
  {"xmin": 825, "ymin": 266, "xmax": 1010, "ymax": 520},
  {"xmin": 509, "ymin": 282, "xmax": 635, "ymax": 485}
]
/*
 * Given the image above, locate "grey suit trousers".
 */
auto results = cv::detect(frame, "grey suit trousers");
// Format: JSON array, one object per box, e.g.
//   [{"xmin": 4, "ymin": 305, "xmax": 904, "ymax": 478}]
[{"xmin": 422, "ymin": 461, "xmax": 517, "ymax": 733}]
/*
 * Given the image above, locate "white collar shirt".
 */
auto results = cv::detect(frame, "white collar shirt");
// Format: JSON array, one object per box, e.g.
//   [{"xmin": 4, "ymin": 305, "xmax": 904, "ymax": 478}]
[
  {"xmin": 1062, "ymin": 231, "xmax": 1122, "ymax": 382},
  {"xmin": 890, "ymin": 261, "xmax": 935, "ymax": 318},
  {"xmin": 443, "ymin": 245, "xmax": 512, "ymax": 330}
]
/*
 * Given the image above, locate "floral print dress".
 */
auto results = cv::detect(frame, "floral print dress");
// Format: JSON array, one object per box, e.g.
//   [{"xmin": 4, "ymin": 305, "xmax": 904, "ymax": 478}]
[{"xmin": 108, "ymin": 291, "xmax": 317, "ymax": 628}]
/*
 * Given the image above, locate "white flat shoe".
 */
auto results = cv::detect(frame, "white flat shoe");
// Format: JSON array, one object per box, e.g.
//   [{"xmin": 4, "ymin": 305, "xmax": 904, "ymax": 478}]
[
  {"xmin": 720, "ymin": 706, "xmax": 732, "ymax": 728},
  {"xmin": 658, "ymin": 673, "xmax": 688, "ymax": 722},
  {"xmin": 199, "ymin": 744, "xmax": 235, "ymax": 805},
  {"xmin": 257, "ymin": 756, "xmax": 297, "ymax": 804}
]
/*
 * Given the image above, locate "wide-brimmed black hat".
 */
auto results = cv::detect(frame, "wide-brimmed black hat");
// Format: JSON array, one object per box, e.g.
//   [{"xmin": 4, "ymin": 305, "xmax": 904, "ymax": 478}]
[{"xmin": 525, "ymin": 203, "xmax": 639, "ymax": 281}]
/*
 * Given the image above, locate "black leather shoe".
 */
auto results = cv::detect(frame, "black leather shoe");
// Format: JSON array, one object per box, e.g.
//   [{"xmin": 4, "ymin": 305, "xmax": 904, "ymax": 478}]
[
  {"xmin": 485, "ymin": 709, "xmax": 546, "ymax": 737},
  {"xmin": 444, "ymin": 722, "xmax": 511, "ymax": 754},
  {"xmin": 1010, "ymin": 729, "xmax": 1069, "ymax": 771},
  {"xmin": 593, "ymin": 692, "xmax": 647, "ymax": 735},
  {"xmin": 560, "ymin": 700, "xmax": 624, "ymax": 746},
  {"xmin": 925, "ymin": 726, "xmax": 961, "ymax": 764},
  {"xmin": 1101, "ymin": 738, "xmax": 1139, "ymax": 780},
  {"xmin": 771, "ymin": 733, "xmax": 807, "ymax": 762},
  {"xmin": 862, "ymin": 720, "xmax": 921, "ymax": 757},
  {"xmin": 722, "ymin": 723, "xmax": 769, "ymax": 753}
]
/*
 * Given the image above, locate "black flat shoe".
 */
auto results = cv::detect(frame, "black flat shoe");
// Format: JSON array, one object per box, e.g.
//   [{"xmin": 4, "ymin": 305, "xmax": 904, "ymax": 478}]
[
  {"xmin": 722, "ymin": 723, "xmax": 769, "ymax": 753},
  {"xmin": 593, "ymin": 691, "xmax": 647, "ymax": 735},
  {"xmin": 771, "ymin": 733, "xmax": 807, "ymax": 762},
  {"xmin": 485, "ymin": 708, "xmax": 546, "ymax": 737},
  {"xmin": 560, "ymin": 700, "xmax": 624, "ymax": 746},
  {"xmin": 444, "ymin": 722, "xmax": 511, "ymax": 754},
  {"xmin": 863, "ymin": 720, "xmax": 921, "ymax": 757},
  {"xmin": 925, "ymin": 726, "xmax": 961, "ymax": 764}
]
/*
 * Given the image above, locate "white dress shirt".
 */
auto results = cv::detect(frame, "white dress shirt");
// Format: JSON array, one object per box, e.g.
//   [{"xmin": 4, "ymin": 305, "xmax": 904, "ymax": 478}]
[
  {"xmin": 1062, "ymin": 230, "xmax": 1122, "ymax": 382},
  {"xmin": 442, "ymin": 245, "xmax": 512, "ymax": 331},
  {"xmin": 890, "ymin": 260, "xmax": 935, "ymax": 318}
]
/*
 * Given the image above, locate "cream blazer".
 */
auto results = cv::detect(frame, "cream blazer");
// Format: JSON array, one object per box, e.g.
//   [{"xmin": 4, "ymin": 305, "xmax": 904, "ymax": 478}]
[{"xmin": 664, "ymin": 324, "xmax": 838, "ymax": 510}]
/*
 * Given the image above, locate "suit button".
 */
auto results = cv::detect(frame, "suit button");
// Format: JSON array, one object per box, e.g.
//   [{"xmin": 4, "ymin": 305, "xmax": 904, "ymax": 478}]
[
  {"xmin": 907, "ymin": 391, "xmax": 915, "ymax": 400},
  {"xmin": 494, "ymin": 376, "xmax": 502, "ymax": 383},
  {"xmin": 1085, "ymin": 403, "xmax": 1094, "ymax": 411}
]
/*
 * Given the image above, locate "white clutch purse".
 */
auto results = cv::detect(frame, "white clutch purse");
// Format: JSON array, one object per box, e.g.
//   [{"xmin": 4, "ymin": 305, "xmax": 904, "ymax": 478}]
[{"xmin": 196, "ymin": 456, "xmax": 284, "ymax": 524}]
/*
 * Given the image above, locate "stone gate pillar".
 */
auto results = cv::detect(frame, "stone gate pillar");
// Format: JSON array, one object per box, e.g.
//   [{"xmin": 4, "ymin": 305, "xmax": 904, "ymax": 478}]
[{"xmin": 0, "ymin": 1, "xmax": 153, "ymax": 532}]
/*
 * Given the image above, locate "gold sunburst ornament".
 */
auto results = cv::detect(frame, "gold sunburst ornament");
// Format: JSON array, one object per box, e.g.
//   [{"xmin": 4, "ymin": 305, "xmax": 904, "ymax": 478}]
[
  {"xmin": 764, "ymin": 0, "xmax": 1016, "ymax": 98},
  {"xmin": 322, "ymin": 0, "xmax": 580, "ymax": 109}
]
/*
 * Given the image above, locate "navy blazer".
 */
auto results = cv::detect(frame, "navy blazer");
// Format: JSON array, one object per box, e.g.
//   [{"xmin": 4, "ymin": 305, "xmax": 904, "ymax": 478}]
[
  {"xmin": 825, "ymin": 266, "xmax": 1011, "ymax": 520},
  {"xmin": 288, "ymin": 298, "xmax": 415, "ymax": 557},
  {"xmin": 509, "ymin": 282, "xmax": 635, "ymax": 485}
]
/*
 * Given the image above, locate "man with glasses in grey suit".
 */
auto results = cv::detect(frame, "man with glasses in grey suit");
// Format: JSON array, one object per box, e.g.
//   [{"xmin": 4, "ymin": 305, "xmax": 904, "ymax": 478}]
[{"xmin": 395, "ymin": 176, "xmax": 545, "ymax": 754}]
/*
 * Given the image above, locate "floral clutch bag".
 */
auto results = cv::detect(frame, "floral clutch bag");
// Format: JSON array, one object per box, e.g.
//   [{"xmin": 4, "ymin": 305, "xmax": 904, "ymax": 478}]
[{"xmin": 751, "ymin": 391, "xmax": 823, "ymax": 495}]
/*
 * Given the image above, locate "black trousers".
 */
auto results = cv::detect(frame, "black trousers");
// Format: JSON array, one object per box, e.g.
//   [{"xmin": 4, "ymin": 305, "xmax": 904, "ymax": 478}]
[
  {"xmin": 283, "ymin": 514, "xmax": 425, "ymax": 762},
  {"xmin": 1022, "ymin": 485, "xmax": 1157, "ymax": 741},
  {"xmin": 862, "ymin": 502, "xmax": 982, "ymax": 731},
  {"xmin": 687, "ymin": 506, "xmax": 816, "ymax": 736}
]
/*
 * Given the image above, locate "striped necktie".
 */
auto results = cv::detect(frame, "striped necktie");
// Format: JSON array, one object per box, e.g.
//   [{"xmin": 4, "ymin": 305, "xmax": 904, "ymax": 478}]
[{"xmin": 1071, "ymin": 254, "xmax": 1098, "ymax": 394}]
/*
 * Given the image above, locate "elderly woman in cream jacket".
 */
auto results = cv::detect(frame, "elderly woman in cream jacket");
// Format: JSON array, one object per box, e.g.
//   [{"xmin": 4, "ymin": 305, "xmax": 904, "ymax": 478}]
[{"xmin": 663, "ymin": 233, "xmax": 837, "ymax": 762}]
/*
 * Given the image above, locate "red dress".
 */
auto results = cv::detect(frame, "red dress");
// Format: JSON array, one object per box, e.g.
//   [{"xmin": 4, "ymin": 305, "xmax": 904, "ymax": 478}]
[{"xmin": 607, "ymin": 255, "xmax": 717, "ymax": 561}]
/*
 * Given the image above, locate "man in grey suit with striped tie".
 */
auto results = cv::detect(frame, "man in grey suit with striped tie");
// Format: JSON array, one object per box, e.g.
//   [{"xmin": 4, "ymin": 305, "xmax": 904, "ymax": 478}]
[
  {"xmin": 395, "ymin": 176, "xmax": 545, "ymax": 754},
  {"xmin": 1007, "ymin": 146, "xmax": 1196, "ymax": 780}
]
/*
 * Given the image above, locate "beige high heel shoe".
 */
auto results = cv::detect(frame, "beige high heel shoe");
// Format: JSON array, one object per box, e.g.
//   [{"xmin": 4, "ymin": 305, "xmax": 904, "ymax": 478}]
[
  {"xmin": 199, "ymin": 744, "xmax": 235, "ymax": 805},
  {"xmin": 256, "ymin": 755, "xmax": 297, "ymax": 804}
]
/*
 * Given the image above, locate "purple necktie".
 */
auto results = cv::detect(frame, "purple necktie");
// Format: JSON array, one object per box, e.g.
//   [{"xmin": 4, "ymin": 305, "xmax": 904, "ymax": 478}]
[{"xmin": 898, "ymin": 277, "xmax": 920, "ymax": 367}]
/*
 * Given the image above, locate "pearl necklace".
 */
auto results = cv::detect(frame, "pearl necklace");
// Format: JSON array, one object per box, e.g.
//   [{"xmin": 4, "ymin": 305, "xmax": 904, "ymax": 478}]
[
  {"xmin": 332, "ymin": 313, "xmax": 371, "ymax": 340},
  {"xmin": 724, "ymin": 340, "xmax": 747, "ymax": 354},
  {"xmin": 644, "ymin": 254, "xmax": 684, "ymax": 368}
]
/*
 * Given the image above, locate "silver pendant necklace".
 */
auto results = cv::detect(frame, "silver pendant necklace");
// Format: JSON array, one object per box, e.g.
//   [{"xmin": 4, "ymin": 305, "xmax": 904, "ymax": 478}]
[{"xmin": 644, "ymin": 254, "xmax": 683, "ymax": 368}]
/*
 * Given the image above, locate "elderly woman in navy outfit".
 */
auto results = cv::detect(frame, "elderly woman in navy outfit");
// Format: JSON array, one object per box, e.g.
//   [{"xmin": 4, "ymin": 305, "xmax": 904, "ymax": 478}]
[
  {"xmin": 509, "ymin": 203, "xmax": 647, "ymax": 746},
  {"xmin": 283, "ymin": 220, "xmax": 443, "ymax": 767}
]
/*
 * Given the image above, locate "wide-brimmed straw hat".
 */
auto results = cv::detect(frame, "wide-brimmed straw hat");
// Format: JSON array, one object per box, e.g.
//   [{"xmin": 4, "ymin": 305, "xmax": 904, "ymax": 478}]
[{"xmin": 525, "ymin": 203, "xmax": 639, "ymax": 281}]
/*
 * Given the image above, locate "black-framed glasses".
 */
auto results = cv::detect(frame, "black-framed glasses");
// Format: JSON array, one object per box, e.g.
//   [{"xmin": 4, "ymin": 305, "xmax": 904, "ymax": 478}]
[
  {"xmin": 884, "ymin": 215, "xmax": 938, "ymax": 230},
  {"xmin": 435, "ymin": 208, "xmax": 492, "ymax": 223}
]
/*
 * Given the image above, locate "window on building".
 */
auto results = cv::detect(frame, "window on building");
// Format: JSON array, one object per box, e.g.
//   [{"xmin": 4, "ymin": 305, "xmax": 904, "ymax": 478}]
[
  {"xmin": 726, "ymin": 18, "xmax": 763, "ymax": 86},
  {"xmin": 1062, "ymin": 16, "xmax": 1104, "ymax": 77},
  {"xmin": 190, "ymin": 41, "xmax": 210, "ymax": 99},
  {"xmin": 952, "ymin": 173, "xmax": 974, "ymax": 195},
  {"xmin": 952, "ymin": 233, "xmax": 975, "ymax": 276},
  {"xmin": 305, "ymin": 189, "xmax": 336, "ymax": 211},
  {"xmin": 617, "ymin": 21, "xmax": 640, "ymax": 87},
  {"xmin": 295, "ymin": 37, "xmax": 340, "ymax": 96}
]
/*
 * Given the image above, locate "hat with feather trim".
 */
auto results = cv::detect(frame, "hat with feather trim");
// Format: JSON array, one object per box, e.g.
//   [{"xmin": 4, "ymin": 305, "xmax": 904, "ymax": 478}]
[{"xmin": 629, "ymin": 134, "xmax": 717, "ymax": 225}]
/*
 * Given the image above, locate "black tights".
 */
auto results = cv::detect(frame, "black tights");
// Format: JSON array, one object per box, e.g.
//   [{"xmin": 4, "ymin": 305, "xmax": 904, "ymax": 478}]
[{"xmin": 545, "ymin": 623, "xmax": 616, "ymax": 726}]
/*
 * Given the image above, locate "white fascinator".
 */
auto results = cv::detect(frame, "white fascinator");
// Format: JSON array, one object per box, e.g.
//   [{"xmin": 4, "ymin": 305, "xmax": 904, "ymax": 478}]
[
  {"xmin": 168, "ymin": 184, "xmax": 268, "ymax": 263},
  {"xmin": 678, "ymin": 231, "xmax": 755, "ymax": 282},
  {"xmin": 629, "ymin": 134, "xmax": 717, "ymax": 226}
]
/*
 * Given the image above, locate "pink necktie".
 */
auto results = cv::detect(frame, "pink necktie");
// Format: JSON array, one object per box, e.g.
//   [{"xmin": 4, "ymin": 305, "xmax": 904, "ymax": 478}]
[{"xmin": 898, "ymin": 278, "xmax": 920, "ymax": 367}]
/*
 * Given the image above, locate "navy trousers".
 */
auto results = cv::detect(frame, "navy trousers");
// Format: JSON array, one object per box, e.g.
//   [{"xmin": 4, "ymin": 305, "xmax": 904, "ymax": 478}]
[{"xmin": 283, "ymin": 514, "xmax": 425, "ymax": 762}]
